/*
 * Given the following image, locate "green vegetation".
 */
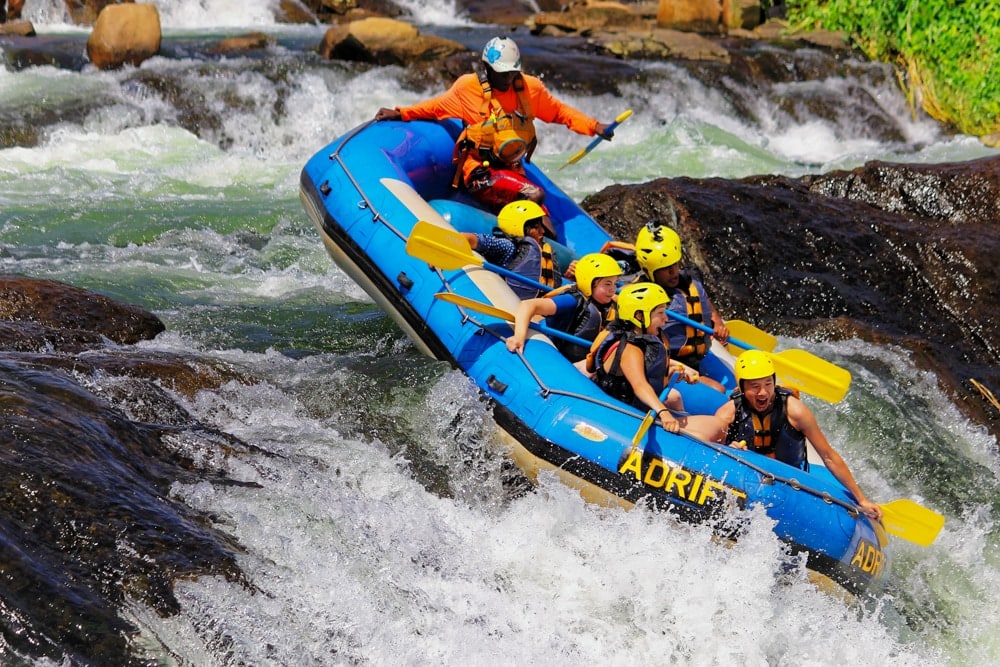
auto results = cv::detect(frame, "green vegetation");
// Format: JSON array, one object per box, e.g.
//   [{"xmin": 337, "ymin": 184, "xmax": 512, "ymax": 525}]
[{"xmin": 786, "ymin": 0, "xmax": 1000, "ymax": 140}]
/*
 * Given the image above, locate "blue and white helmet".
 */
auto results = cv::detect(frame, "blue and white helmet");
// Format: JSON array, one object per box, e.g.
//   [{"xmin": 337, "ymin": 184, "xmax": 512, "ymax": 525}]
[{"xmin": 482, "ymin": 36, "xmax": 521, "ymax": 73}]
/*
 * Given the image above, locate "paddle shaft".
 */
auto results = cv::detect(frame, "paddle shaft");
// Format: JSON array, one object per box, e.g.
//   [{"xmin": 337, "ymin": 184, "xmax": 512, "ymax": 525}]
[
  {"xmin": 434, "ymin": 291, "xmax": 591, "ymax": 348},
  {"xmin": 561, "ymin": 109, "xmax": 633, "ymax": 168}
]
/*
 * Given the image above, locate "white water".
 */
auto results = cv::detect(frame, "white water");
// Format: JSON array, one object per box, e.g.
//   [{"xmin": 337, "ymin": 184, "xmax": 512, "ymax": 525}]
[{"xmin": 3, "ymin": 0, "xmax": 1000, "ymax": 663}]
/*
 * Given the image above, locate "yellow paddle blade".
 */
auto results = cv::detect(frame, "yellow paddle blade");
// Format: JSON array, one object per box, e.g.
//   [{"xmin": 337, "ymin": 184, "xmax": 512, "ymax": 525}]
[
  {"xmin": 725, "ymin": 319, "xmax": 778, "ymax": 352},
  {"xmin": 434, "ymin": 291, "xmax": 514, "ymax": 321},
  {"xmin": 770, "ymin": 348, "xmax": 852, "ymax": 403},
  {"xmin": 405, "ymin": 220, "xmax": 483, "ymax": 271},
  {"xmin": 880, "ymin": 499, "xmax": 945, "ymax": 547}
]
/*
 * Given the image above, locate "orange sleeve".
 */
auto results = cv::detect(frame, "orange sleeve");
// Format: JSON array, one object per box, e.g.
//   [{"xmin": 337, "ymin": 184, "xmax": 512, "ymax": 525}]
[
  {"xmin": 523, "ymin": 75, "xmax": 599, "ymax": 136},
  {"xmin": 398, "ymin": 74, "xmax": 484, "ymax": 123}
]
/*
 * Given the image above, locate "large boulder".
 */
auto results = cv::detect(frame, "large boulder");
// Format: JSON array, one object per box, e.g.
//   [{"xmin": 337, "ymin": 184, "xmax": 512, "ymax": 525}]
[
  {"xmin": 86, "ymin": 2, "xmax": 161, "ymax": 70},
  {"xmin": 581, "ymin": 155, "xmax": 1000, "ymax": 440},
  {"xmin": 319, "ymin": 17, "xmax": 467, "ymax": 65},
  {"xmin": 0, "ymin": 275, "xmax": 165, "ymax": 346},
  {"xmin": 657, "ymin": 0, "xmax": 723, "ymax": 32}
]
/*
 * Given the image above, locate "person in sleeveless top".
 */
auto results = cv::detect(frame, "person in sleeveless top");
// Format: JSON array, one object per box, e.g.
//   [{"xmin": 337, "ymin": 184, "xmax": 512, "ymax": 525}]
[{"xmin": 715, "ymin": 350, "xmax": 882, "ymax": 519}]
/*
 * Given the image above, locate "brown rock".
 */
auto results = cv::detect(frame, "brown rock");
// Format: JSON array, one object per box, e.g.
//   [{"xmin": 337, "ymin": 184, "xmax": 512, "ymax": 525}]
[
  {"xmin": 7, "ymin": 0, "xmax": 25, "ymax": 20},
  {"xmin": 726, "ymin": 0, "xmax": 761, "ymax": 30},
  {"xmin": 64, "ymin": 0, "xmax": 125, "ymax": 26},
  {"xmin": 532, "ymin": 2, "xmax": 646, "ymax": 35},
  {"xmin": 592, "ymin": 27, "xmax": 731, "ymax": 62},
  {"xmin": 319, "ymin": 17, "xmax": 467, "ymax": 65},
  {"xmin": 0, "ymin": 275, "xmax": 165, "ymax": 346},
  {"xmin": 0, "ymin": 19, "xmax": 34, "ymax": 35},
  {"xmin": 657, "ymin": 0, "xmax": 723, "ymax": 33},
  {"xmin": 210, "ymin": 32, "xmax": 276, "ymax": 54},
  {"xmin": 86, "ymin": 2, "xmax": 161, "ymax": 70},
  {"xmin": 276, "ymin": 0, "xmax": 320, "ymax": 23}
]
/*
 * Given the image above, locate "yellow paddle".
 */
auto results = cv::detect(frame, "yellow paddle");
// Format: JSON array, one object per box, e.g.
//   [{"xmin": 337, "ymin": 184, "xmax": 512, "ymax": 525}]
[
  {"xmin": 880, "ymin": 499, "xmax": 945, "ymax": 547},
  {"xmin": 559, "ymin": 109, "xmax": 633, "ymax": 170},
  {"xmin": 725, "ymin": 319, "xmax": 778, "ymax": 352}
]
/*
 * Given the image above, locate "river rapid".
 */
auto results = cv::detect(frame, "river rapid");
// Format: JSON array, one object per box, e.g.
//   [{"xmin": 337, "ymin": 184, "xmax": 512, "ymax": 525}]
[{"xmin": 2, "ymin": 0, "xmax": 1000, "ymax": 664}]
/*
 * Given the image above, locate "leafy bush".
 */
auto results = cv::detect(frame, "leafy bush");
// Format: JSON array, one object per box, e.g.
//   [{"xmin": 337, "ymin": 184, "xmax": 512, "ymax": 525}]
[{"xmin": 786, "ymin": 0, "xmax": 1000, "ymax": 138}]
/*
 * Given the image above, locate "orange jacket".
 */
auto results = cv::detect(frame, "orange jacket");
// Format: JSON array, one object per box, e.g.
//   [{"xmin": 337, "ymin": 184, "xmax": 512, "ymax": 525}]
[
  {"xmin": 398, "ymin": 72, "xmax": 600, "ymax": 138},
  {"xmin": 399, "ymin": 72, "xmax": 599, "ymax": 182}
]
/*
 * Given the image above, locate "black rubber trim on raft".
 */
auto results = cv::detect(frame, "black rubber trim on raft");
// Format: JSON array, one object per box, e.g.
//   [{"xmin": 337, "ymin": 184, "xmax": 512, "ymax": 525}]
[{"xmin": 300, "ymin": 171, "xmax": 455, "ymax": 365}]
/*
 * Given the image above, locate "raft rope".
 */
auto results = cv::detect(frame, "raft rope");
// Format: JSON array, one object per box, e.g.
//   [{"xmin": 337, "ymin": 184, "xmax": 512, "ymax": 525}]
[
  {"xmin": 328, "ymin": 120, "xmax": 408, "ymax": 242},
  {"xmin": 327, "ymin": 126, "xmax": 864, "ymax": 521}
]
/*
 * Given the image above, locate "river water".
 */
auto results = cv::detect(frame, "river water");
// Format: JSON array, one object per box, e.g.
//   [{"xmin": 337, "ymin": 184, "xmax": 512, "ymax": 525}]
[{"xmin": 3, "ymin": 0, "xmax": 1000, "ymax": 664}]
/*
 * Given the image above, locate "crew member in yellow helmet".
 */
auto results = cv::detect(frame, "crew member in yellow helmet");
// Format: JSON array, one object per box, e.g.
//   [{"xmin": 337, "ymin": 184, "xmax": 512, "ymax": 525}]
[
  {"xmin": 588, "ymin": 282, "xmax": 723, "ymax": 443},
  {"xmin": 634, "ymin": 221, "xmax": 729, "ymax": 391},
  {"xmin": 505, "ymin": 252, "xmax": 623, "ymax": 368},
  {"xmin": 715, "ymin": 350, "xmax": 882, "ymax": 519},
  {"xmin": 461, "ymin": 200, "xmax": 567, "ymax": 300}
]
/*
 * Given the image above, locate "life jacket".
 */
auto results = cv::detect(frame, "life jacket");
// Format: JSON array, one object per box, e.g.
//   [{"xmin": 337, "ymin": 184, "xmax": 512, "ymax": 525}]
[
  {"xmin": 544, "ymin": 286, "xmax": 604, "ymax": 362},
  {"xmin": 665, "ymin": 273, "xmax": 712, "ymax": 365},
  {"xmin": 726, "ymin": 386, "xmax": 808, "ymax": 470},
  {"xmin": 591, "ymin": 321, "xmax": 667, "ymax": 409},
  {"xmin": 505, "ymin": 235, "xmax": 557, "ymax": 300},
  {"xmin": 452, "ymin": 67, "xmax": 537, "ymax": 187}
]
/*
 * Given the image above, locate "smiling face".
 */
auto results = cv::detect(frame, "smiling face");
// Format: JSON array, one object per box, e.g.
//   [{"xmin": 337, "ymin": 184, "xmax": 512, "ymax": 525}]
[
  {"xmin": 741, "ymin": 375, "xmax": 776, "ymax": 413},
  {"xmin": 590, "ymin": 276, "xmax": 618, "ymax": 305}
]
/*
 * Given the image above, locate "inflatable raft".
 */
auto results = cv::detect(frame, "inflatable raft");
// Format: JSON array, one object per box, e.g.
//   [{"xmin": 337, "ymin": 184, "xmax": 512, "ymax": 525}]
[{"xmin": 300, "ymin": 119, "xmax": 891, "ymax": 596}]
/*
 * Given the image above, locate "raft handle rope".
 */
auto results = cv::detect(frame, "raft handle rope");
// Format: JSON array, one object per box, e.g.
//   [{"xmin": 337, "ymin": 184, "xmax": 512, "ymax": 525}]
[
  {"xmin": 328, "ymin": 120, "xmax": 407, "ymax": 241},
  {"xmin": 443, "ymin": 294, "xmax": 640, "ymax": 417}
]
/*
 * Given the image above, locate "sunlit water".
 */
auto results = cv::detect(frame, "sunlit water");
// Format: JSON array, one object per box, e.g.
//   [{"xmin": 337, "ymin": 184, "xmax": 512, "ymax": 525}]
[{"xmin": 2, "ymin": 0, "xmax": 1000, "ymax": 663}]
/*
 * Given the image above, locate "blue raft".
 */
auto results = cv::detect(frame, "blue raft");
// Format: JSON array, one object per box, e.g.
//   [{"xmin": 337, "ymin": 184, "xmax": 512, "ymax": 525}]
[{"xmin": 300, "ymin": 119, "xmax": 890, "ymax": 596}]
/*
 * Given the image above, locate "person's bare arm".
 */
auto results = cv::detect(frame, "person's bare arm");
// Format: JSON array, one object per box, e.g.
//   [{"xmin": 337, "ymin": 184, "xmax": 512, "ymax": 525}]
[
  {"xmin": 788, "ymin": 397, "xmax": 882, "ymax": 519},
  {"xmin": 506, "ymin": 297, "xmax": 557, "ymax": 354},
  {"xmin": 620, "ymin": 345, "xmax": 678, "ymax": 432}
]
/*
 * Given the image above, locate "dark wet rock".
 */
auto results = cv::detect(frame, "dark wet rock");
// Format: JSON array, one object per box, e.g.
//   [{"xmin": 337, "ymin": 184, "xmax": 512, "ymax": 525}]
[
  {"xmin": 0, "ymin": 278, "xmax": 267, "ymax": 664},
  {"xmin": 0, "ymin": 359, "xmax": 256, "ymax": 665},
  {"xmin": 0, "ymin": 276, "xmax": 165, "ymax": 346},
  {"xmin": 583, "ymin": 154, "xmax": 1000, "ymax": 441}
]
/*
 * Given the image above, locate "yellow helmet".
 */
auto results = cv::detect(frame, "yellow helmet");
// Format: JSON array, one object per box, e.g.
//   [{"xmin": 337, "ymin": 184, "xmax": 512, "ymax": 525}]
[
  {"xmin": 574, "ymin": 253, "xmax": 623, "ymax": 298},
  {"xmin": 497, "ymin": 200, "xmax": 546, "ymax": 237},
  {"xmin": 734, "ymin": 350, "xmax": 776, "ymax": 384},
  {"xmin": 616, "ymin": 282, "xmax": 668, "ymax": 329},
  {"xmin": 634, "ymin": 223, "xmax": 682, "ymax": 279}
]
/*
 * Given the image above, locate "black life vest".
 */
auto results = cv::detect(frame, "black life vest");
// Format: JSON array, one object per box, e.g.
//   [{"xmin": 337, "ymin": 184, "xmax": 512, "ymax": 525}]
[
  {"xmin": 593, "ymin": 321, "xmax": 667, "ymax": 410},
  {"xmin": 505, "ymin": 235, "xmax": 556, "ymax": 299},
  {"xmin": 727, "ymin": 386, "xmax": 808, "ymax": 470},
  {"xmin": 545, "ymin": 287, "xmax": 604, "ymax": 362}
]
